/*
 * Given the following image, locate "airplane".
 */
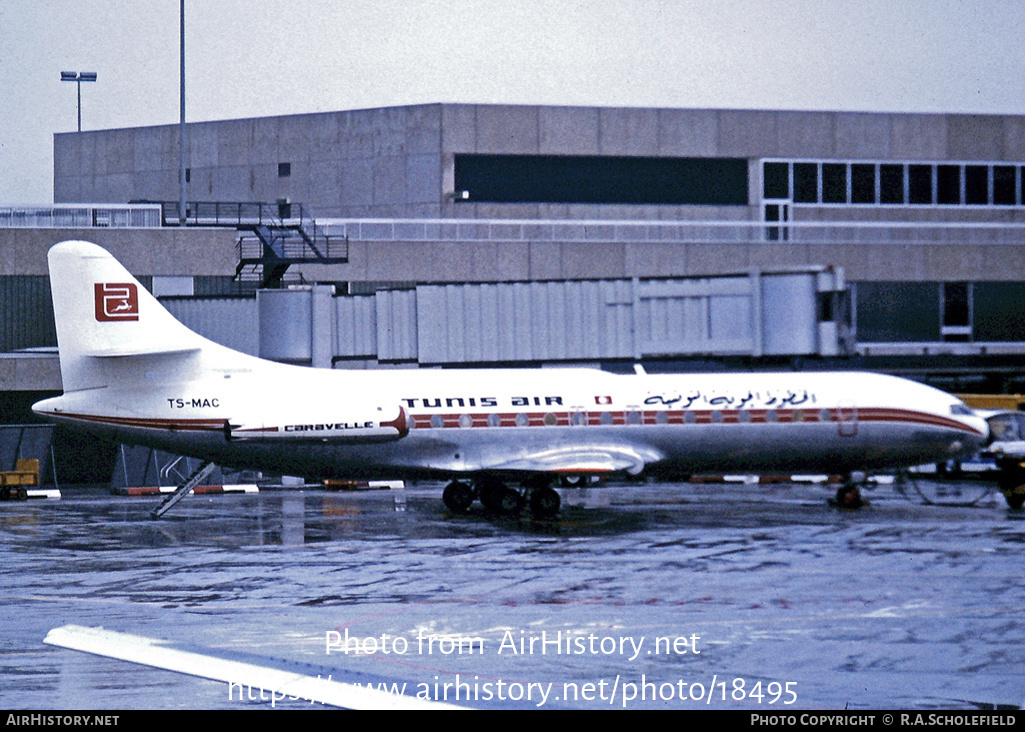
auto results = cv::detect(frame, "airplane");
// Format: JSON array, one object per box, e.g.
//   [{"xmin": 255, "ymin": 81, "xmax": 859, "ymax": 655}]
[{"xmin": 33, "ymin": 240, "xmax": 991, "ymax": 518}]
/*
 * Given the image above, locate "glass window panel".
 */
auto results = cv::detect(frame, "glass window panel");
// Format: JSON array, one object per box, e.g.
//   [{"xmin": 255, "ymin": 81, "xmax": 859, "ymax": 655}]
[
  {"xmin": 880, "ymin": 165, "xmax": 905, "ymax": 204},
  {"xmin": 937, "ymin": 165, "xmax": 961, "ymax": 204},
  {"xmin": 454, "ymin": 154, "xmax": 750, "ymax": 205},
  {"xmin": 943, "ymin": 282, "xmax": 970, "ymax": 327},
  {"xmin": 821, "ymin": 164, "xmax": 846, "ymax": 203},
  {"xmin": 763, "ymin": 162, "xmax": 789, "ymax": 199},
  {"xmin": 909, "ymin": 165, "xmax": 933, "ymax": 204},
  {"xmin": 965, "ymin": 165, "xmax": 988, "ymax": 204},
  {"xmin": 975, "ymin": 283, "xmax": 1025, "ymax": 341},
  {"xmin": 994, "ymin": 166, "xmax": 1016, "ymax": 205},
  {"xmin": 851, "ymin": 164, "xmax": 876, "ymax": 204},
  {"xmin": 793, "ymin": 163, "xmax": 818, "ymax": 203},
  {"xmin": 855, "ymin": 282, "xmax": 941, "ymax": 342}
]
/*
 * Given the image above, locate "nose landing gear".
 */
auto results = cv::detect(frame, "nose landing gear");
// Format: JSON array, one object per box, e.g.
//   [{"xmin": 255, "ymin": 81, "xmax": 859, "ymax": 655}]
[{"xmin": 833, "ymin": 472, "xmax": 868, "ymax": 509}]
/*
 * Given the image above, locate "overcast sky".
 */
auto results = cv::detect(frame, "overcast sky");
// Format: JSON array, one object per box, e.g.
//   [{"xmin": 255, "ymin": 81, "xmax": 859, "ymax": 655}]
[{"xmin": 2, "ymin": 0, "xmax": 1024, "ymax": 204}]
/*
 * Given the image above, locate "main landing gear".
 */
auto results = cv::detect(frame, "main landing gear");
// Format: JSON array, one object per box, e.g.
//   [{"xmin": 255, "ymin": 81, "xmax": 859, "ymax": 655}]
[{"xmin": 442, "ymin": 477, "xmax": 561, "ymax": 518}]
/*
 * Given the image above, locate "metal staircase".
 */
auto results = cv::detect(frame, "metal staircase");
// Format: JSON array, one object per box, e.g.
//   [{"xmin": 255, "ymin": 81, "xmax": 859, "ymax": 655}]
[{"xmin": 157, "ymin": 201, "xmax": 348, "ymax": 288}]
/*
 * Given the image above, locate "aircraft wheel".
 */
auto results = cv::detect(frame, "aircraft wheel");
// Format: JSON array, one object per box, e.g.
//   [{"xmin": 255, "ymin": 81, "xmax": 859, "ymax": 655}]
[
  {"xmin": 835, "ymin": 484, "xmax": 863, "ymax": 509},
  {"xmin": 477, "ymin": 480, "xmax": 505, "ymax": 513},
  {"xmin": 529, "ymin": 487, "xmax": 561, "ymax": 518},
  {"xmin": 442, "ymin": 481, "xmax": 474, "ymax": 513},
  {"xmin": 492, "ymin": 487, "xmax": 523, "ymax": 515}
]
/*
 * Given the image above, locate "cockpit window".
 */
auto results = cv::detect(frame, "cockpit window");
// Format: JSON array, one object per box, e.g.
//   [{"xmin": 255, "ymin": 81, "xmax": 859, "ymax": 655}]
[{"xmin": 950, "ymin": 403, "xmax": 975, "ymax": 416}]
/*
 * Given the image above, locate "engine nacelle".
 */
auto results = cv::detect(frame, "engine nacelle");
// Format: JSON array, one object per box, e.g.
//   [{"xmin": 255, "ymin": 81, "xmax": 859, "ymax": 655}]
[{"xmin": 228, "ymin": 405, "xmax": 409, "ymax": 443}]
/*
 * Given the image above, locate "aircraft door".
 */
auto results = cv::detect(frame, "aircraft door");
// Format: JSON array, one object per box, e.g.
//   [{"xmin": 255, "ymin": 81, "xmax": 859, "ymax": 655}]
[{"xmin": 837, "ymin": 401, "xmax": 858, "ymax": 437}]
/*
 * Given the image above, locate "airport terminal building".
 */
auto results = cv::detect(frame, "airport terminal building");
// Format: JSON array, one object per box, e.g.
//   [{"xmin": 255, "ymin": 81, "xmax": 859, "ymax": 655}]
[
  {"xmin": 39, "ymin": 104, "xmax": 1025, "ymax": 374},
  {"xmin": 4, "ymin": 103, "xmax": 1025, "ymax": 481}
]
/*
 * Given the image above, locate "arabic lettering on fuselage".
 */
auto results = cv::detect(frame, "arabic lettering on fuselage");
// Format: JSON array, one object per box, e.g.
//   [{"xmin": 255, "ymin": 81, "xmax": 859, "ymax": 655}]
[{"xmin": 643, "ymin": 389, "xmax": 816, "ymax": 409}]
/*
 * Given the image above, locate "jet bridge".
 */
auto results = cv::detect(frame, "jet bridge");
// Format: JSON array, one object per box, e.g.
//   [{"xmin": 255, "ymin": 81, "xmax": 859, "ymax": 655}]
[{"xmin": 257, "ymin": 267, "xmax": 851, "ymax": 367}]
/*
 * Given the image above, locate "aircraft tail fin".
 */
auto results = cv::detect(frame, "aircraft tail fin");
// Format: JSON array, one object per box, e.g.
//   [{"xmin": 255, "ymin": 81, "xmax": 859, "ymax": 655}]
[{"xmin": 47, "ymin": 240, "xmax": 217, "ymax": 392}]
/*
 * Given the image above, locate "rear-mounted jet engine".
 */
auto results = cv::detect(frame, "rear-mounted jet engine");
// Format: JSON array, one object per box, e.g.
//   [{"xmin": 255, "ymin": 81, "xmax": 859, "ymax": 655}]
[{"xmin": 227, "ymin": 406, "xmax": 409, "ymax": 443}]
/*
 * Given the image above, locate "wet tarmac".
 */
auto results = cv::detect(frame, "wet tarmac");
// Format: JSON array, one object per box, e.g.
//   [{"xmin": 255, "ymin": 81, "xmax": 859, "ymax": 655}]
[{"xmin": 2, "ymin": 477, "xmax": 1024, "ymax": 710}]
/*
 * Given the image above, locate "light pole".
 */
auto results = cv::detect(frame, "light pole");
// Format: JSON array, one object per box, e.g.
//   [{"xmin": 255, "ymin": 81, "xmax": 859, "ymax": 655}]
[
  {"xmin": 60, "ymin": 71, "xmax": 97, "ymax": 133},
  {"xmin": 179, "ymin": 0, "xmax": 187, "ymax": 225}
]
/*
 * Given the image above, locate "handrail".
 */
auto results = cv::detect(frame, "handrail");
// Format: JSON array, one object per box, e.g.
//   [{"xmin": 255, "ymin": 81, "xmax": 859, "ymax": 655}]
[
  {"xmin": 318, "ymin": 217, "xmax": 1025, "ymax": 246},
  {"xmin": 0, "ymin": 204, "xmax": 162, "ymax": 228},
  {"xmin": 157, "ymin": 200, "xmax": 311, "ymax": 229}
]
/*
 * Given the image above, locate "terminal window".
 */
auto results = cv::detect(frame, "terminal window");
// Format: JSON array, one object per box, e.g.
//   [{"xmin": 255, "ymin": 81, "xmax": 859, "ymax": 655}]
[
  {"xmin": 942, "ymin": 282, "xmax": 970, "ymax": 328},
  {"xmin": 937, "ymin": 165, "xmax": 961, "ymax": 204},
  {"xmin": 455, "ymin": 154, "xmax": 749, "ymax": 206},
  {"xmin": 763, "ymin": 162, "xmax": 789, "ymax": 199},
  {"xmin": 851, "ymin": 164, "xmax": 876, "ymax": 204},
  {"xmin": 855, "ymin": 282, "xmax": 941, "ymax": 342},
  {"xmin": 793, "ymin": 163, "xmax": 818, "ymax": 203},
  {"xmin": 879, "ymin": 165, "xmax": 904, "ymax": 204},
  {"xmin": 975, "ymin": 282, "xmax": 1025, "ymax": 341},
  {"xmin": 966, "ymin": 166, "xmax": 988, "ymax": 204},
  {"xmin": 856, "ymin": 281, "xmax": 1025, "ymax": 344},
  {"xmin": 822, "ymin": 164, "xmax": 846, "ymax": 203},
  {"xmin": 909, "ymin": 165, "xmax": 933, "ymax": 204},
  {"xmin": 764, "ymin": 160, "xmax": 1025, "ymax": 207},
  {"xmin": 994, "ymin": 166, "xmax": 1016, "ymax": 204}
]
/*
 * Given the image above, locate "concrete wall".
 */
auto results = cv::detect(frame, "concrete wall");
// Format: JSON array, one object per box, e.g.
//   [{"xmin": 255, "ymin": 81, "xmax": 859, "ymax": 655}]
[
  {"xmin": 297, "ymin": 228, "xmax": 1025, "ymax": 283},
  {"xmin": 54, "ymin": 104, "xmax": 1025, "ymax": 222},
  {"xmin": 56, "ymin": 106, "xmax": 446, "ymax": 219},
  {"xmin": 0, "ymin": 354, "xmax": 61, "ymax": 391},
  {"xmin": 3, "ymin": 216, "xmax": 1022, "ymax": 286},
  {"xmin": 0, "ymin": 227, "xmax": 238, "ymax": 276}
]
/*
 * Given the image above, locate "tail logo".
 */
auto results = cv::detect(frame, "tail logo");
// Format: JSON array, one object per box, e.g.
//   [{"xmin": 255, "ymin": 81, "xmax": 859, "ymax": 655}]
[{"xmin": 94, "ymin": 282, "xmax": 139, "ymax": 322}]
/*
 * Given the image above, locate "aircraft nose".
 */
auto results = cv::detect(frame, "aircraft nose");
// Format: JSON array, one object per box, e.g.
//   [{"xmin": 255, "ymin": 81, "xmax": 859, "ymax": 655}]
[{"xmin": 959, "ymin": 416, "xmax": 992, "ymax": 455}]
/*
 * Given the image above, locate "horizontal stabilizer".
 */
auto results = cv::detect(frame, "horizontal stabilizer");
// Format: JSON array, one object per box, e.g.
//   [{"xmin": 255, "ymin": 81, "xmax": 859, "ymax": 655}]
[{"xmin": 85, "ymin": 344, "xmax": 201, "ymax": 358}]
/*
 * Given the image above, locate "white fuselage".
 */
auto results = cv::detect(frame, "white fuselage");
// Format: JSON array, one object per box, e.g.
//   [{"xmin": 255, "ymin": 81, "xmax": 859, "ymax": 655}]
[{"xmin": 35, "ymin": 365, "xmax": 990, "ymax": 482}]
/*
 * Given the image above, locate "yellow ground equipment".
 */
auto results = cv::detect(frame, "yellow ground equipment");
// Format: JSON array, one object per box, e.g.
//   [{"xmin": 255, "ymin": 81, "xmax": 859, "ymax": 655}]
[
  {"xmin": 958, "ymin": 394, "xmax": 1025, "ymax": 412},
  {"xmin": 0, "ymin": 459, "xmax": 39, "ymax": 501}
]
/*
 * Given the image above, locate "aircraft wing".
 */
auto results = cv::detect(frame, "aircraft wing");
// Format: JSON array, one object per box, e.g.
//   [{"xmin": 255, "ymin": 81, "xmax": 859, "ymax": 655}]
[{"xmin": 481, "ymin": 445, "xmax": 661, "ymax": 476}]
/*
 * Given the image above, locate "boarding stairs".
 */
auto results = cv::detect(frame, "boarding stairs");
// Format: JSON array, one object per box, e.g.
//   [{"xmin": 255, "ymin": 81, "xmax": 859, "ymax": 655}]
[
  {"xmin": 149, "ymin": 459, "xmax": 217, "ymax": 519},
  {"xmin": 156, "ymin": 201, "xmax": 348, "ymax": 288}
]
